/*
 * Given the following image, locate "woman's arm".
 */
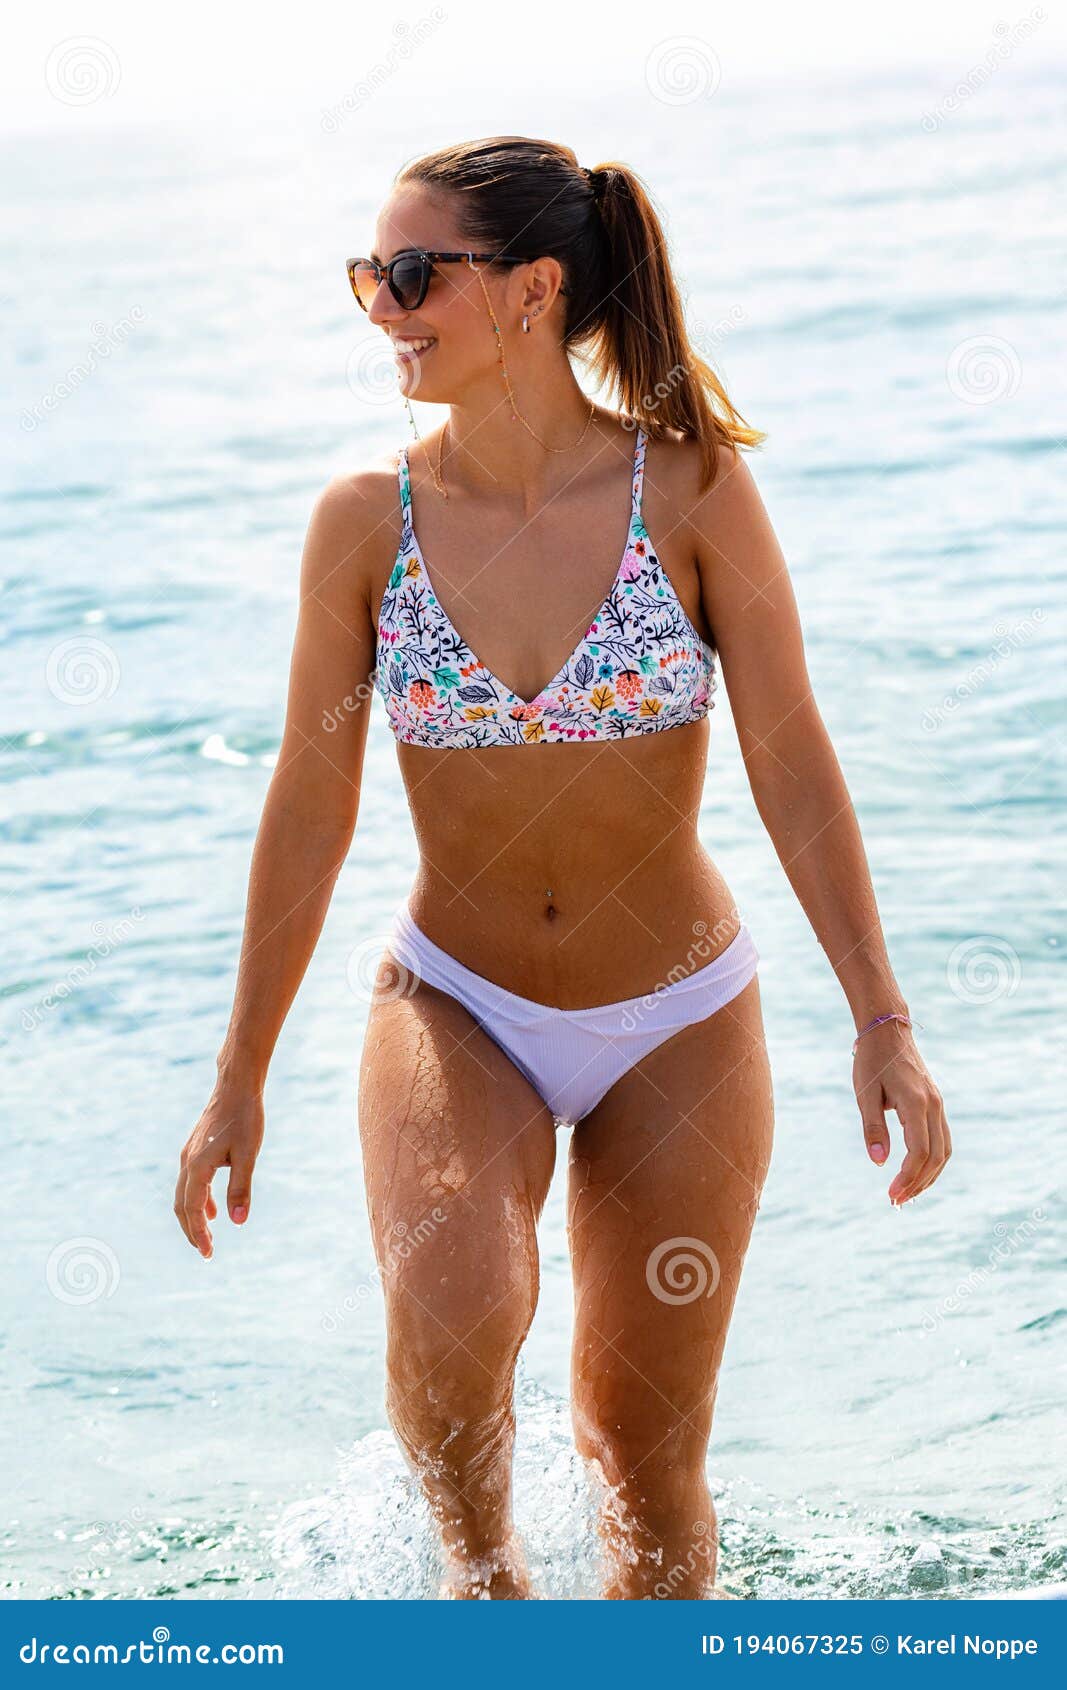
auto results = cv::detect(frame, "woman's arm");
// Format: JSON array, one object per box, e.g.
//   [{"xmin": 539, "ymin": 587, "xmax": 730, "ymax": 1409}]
[
  {"xmin": 174, "ymin": 472, "xmax": 389, "ymax": 1257},
  {"xmin": 685, "ymin": 445, "xmax": 951, "ymax": 1205}
]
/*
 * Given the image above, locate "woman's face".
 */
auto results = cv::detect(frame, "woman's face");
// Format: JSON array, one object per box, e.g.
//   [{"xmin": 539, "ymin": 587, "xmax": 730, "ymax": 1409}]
[{"xmin": 364, "ymin": 186, "xmax": 514, "ymax": 405}]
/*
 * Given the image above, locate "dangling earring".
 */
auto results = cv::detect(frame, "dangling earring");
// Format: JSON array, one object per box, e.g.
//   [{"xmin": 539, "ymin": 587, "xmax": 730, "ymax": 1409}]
[
  {"xmin": 521, "ymin": 313, "xmax": 530, "ymax": 333},
  {"xmin": 466, "ymin": 260, "xmax": 596, "ymax": 453}
]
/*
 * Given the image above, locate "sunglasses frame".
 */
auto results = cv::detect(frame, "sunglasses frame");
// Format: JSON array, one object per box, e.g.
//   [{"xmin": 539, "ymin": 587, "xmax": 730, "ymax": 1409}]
[{"xmin": 346, "ymin": 249, "xmax": 571, "ymax": 313}]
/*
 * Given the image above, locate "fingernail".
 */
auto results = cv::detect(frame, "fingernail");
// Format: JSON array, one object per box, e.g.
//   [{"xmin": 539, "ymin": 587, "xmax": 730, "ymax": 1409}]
[
  {"xmin": 870, "ymin": 1144, "xmax": 887, "ymax": 1164},
  {"xmin": 232, "ymin": 1205, "xmax": 248, "ymax": 1224}
]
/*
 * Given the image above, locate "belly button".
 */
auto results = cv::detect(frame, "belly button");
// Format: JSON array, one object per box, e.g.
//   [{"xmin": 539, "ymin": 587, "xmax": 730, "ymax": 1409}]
[{"xmin": 544, "ymin": 889, "xmax": 557, "ymax": 921}]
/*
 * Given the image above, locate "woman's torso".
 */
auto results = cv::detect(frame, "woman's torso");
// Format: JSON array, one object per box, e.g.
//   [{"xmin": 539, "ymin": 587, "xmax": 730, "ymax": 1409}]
[{"xmin": 368, "ymin": 419, "xmax": 743, "ymax": 1008}]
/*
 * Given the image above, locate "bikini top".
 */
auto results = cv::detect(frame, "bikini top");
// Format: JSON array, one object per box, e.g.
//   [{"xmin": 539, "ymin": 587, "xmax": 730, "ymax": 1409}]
[{"xmin": 375, "ymin": 425, "xmax": 717, "ymax": 748}]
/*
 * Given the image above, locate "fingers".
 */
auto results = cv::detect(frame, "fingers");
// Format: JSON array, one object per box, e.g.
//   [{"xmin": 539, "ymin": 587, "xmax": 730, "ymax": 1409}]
[
  {"xmin": 859, "ymin": 1093, "xmax": 890, "ymax": 1168},
  {"xmin": 182, "ymin": 1158, "xmax": 216, "ymax": 1258},
  {"xmin": 227, "ymin": 1150, "xmax": 255, "ymax": 1226},
  {"xmin": 909, "ymin": 1094, "xmax": 952, "ymax": 1200},
  {"xmin": 887, "ymin": 1085, "xmax": 950, "ymax": 1205}
]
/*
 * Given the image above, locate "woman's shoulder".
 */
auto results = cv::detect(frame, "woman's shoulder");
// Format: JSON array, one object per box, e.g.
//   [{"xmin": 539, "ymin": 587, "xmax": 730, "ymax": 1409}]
[
  {"xmin": 641, "ymin": 426, "xmax": 744, "ymax": 529},
  {"xmin": 300, "ymin": 449, "xmax": 407, "ymax": 594},
  {"xmin": 310, "ymin": 448, "xmax": 406, "ymax": 542}
]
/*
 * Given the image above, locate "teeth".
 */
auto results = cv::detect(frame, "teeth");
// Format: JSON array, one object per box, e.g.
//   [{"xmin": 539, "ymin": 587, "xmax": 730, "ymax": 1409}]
[{"xmin": 394, "ymin": 338, "xmax": 435, "ymax": 353}]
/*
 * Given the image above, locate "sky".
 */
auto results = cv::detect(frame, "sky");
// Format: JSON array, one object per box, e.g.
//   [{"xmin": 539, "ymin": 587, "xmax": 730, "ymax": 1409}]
[{"xmin": 4, "ymin": 0, "xmax": 1064, "ymax": 133}]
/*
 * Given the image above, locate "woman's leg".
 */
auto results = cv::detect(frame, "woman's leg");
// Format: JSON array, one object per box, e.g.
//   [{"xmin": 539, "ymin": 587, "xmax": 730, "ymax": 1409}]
[
  {"xmin": 567, "ymin": 974, "xmax": 774, "ymax": 1599},
  {"xmin": 358, "ymin": 962, "xmax": 557, "ymax": 1598}
]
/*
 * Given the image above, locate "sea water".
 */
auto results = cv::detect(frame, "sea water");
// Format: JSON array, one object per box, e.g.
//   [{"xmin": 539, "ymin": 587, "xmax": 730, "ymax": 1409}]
[{"xmin": 2, "ymin": 68, "xmax": 1064, "ymax": 1598}]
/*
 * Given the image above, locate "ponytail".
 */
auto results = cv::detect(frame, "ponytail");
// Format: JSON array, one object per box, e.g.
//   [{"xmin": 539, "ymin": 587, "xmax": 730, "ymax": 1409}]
[
  {"xmin": 397, "ymin": 137, "xmax": 763, "ymax": 491},
  {"xmin": 578, "ymin": 160, "xmax": 764, "ymax": 489}
]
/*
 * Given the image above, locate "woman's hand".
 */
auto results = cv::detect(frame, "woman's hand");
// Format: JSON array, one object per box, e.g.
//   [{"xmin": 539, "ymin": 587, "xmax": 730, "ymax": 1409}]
[
  {"xmin": 174, "ymin": 1086, "xmax": 264, "ymax": 1258},
  {"xmin": 853, "ymin": 1024, "xmax": 952, "ymax": 1205}
]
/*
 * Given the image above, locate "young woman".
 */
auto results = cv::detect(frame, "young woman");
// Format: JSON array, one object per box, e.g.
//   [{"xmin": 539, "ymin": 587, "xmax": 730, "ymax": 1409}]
[{"xmin": 174, "ymin": 137, "xmax": 951, "ymax": 1600}]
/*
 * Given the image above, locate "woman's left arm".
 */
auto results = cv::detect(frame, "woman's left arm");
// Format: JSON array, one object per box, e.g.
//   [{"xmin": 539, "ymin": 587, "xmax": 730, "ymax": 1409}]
[{"xmin": 685, "ymin": 445, "xmax": 951, "ymax": 1205}]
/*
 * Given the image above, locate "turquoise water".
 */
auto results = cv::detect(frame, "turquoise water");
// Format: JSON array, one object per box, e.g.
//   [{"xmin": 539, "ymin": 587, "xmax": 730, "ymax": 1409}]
[{"xmin": 2, "ymin": 70, "xmax": 1064, "ymax": 1599}]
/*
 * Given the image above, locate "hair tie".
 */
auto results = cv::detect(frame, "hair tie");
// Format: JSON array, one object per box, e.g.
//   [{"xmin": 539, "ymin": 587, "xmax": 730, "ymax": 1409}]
[{"xmin": 583, "ymin": 165, "xmax": 605, "ymax": 200}]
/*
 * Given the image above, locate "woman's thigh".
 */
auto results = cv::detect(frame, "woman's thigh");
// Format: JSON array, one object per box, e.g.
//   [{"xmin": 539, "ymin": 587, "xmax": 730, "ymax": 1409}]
[
  {"xmin": 357, "ymin": 961, "xmax": 558, "ymax": 1367},
  {"xmin": 567, "ymin": 974, "xmax": 774, "ymax": 1468}
]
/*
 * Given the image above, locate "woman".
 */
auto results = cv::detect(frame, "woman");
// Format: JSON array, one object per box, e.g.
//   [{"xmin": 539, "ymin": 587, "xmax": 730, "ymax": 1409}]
[{"xmin": 174, "ymin": 137, "xmax": 951, "ymax": 1600}]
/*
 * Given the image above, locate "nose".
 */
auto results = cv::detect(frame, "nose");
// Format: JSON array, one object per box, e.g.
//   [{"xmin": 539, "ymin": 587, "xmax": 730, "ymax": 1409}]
[{"xmin": 367, "ymin": 279, "xmax": 407, "ymax": 331}]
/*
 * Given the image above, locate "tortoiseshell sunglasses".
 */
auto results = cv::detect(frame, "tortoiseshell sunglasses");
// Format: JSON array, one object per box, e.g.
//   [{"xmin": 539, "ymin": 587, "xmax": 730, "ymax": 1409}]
[{"xmin": 346, "ymin": 249, "xmax": 570, "ymax": 314}]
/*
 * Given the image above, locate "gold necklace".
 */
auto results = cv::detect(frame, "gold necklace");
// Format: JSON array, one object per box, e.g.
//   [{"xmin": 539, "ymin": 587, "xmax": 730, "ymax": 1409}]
[{"xmin": 407, "ymin": 260, "xmax": 597, "ymax": 500}]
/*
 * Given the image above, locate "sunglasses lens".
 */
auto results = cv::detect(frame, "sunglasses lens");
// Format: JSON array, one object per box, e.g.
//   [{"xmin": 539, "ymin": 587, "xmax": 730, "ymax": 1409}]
[
  {"xmin": 391, "ymin": 255, "xmax": 427, "ymax": 310},
  {"xmin": 349, "ymin": 263, "xmax": 380, "ymax": 312}
]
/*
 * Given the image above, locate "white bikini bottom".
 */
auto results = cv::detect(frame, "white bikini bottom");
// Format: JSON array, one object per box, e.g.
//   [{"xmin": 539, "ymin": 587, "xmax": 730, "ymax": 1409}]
[{"xmin": 386, "ymin": 902, "xmax": 760, "ymax": 1129}]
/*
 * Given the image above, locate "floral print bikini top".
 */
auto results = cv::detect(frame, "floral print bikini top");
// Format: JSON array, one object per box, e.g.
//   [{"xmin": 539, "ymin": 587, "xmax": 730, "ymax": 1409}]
[{"xmin": 375, "ymin": 426, "xmax": 717, "ymax": 749}]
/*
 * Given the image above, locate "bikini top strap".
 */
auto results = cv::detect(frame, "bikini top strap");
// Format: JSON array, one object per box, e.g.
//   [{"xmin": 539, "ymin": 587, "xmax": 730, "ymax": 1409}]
[
  {"xmin": 396, "ymin": 443, "xmax": 412, "ymax": 537},
  {"xmin": 631, "ymin": 425, "xmax": 647, "ymax": 522}
]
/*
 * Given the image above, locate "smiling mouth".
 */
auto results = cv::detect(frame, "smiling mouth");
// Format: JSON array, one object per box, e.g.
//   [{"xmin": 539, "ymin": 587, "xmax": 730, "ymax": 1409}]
[{"xmin": 392, "ymin": 337, "xmax": 437, "ymax": 362}]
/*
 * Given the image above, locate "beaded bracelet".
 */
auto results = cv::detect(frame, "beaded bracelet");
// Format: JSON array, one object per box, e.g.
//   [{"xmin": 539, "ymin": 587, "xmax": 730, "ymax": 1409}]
[{"xmin": 852, "ymin": 1012, "xmax": 923, "ymax": 1055}]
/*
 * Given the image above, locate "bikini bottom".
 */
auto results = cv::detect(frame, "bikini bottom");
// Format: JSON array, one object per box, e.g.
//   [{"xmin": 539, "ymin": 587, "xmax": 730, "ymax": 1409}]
[{"xmin": 387, "ymin": 901, "xmax": 760, "ymax": 1129}]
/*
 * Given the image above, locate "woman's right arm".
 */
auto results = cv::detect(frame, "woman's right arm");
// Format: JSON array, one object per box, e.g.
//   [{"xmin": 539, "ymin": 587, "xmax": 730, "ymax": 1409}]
[{"xmin": 174, "ymin": 472, "xmax": 388, "ymax": 1258}]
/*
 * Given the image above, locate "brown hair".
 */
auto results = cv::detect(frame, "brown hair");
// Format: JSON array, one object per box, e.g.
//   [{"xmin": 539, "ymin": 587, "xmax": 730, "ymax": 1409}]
[{"xmin": 395, "ymin": 135, "xmax": 764, "ymax": 490}]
